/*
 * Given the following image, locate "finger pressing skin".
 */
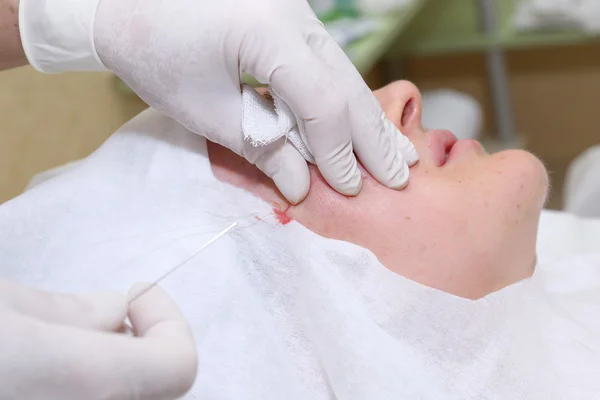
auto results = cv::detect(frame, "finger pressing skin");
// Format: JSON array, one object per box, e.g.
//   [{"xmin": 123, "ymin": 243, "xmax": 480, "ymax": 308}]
[
  {"xmin": 269, "ymin": 37, "xmax": 362, "ymax": 196},
  {"xmin": 306, "ymin": 33, "xmax": 417, "ymax": 189}
]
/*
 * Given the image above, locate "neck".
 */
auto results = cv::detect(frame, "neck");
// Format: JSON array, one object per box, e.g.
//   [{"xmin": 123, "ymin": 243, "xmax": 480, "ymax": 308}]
[{"xmin": 0, "ymin": 0, "xmax": 27, "ymax": 70}]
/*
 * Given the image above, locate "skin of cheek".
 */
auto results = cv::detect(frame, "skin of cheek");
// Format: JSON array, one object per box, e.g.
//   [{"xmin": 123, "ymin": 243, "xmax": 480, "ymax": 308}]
[
  {"xmin": 292, "ymin": 149, "xmax": 545, "ymax": 299},
  {"xmin": 291, "ymin": 164, "xmax": 476, "ymax": 291},
  {"xmin": 394, "ymin": 183, "xmax": 502, "ymax": 295}
]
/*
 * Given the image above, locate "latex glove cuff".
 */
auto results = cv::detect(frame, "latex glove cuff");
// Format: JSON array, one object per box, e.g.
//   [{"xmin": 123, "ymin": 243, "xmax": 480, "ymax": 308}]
[{"xmin": 19, "ymin": 0, "xmax": 107, "ymax": 73}]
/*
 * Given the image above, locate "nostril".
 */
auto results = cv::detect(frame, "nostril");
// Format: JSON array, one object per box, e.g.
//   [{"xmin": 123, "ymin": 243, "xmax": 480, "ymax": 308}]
[{"xmin": 401, "ymin": 98, "xmax": 416, "ymax": 128}]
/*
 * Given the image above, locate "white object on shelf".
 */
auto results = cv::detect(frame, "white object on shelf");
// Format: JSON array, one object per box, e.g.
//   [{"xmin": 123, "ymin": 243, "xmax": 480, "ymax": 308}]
[
  {"xmin": 564, "ymin": 145, "xmax": 600, "ymax": 218},
  {"xmin": 421, "ymin": 89, "xmax": 483, "ymax": 141},
  {"xmin": 514, "ymin": 0, "xmax": 600, "ymax": 33}
]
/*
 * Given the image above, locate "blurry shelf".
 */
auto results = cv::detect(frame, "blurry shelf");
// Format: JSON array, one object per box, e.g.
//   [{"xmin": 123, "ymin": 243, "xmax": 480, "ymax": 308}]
[
  {"xmin": 390, "ymin": 0, "xmax": 600, "ymax": 57},
  {"xmin": 346, "ymin": 0, "xmax": 429, "ymax": 73},
  {"xmin": 243, "ymin": 0, "xmax": 429, "ymax": 86},
  {"xmin": 394, "ymin": 33, "xmax": 491, "ymax": 56},
  {"xmin": 397, "ymin": 28, "xmax": 600, "ymax": 56},
  {"xmin": 390, "ymin": 0, "xmax": 491, "ymax": 56},
  {"xmin": 499, "ymin": 27, "xmax": 599, "ymax": 51}
]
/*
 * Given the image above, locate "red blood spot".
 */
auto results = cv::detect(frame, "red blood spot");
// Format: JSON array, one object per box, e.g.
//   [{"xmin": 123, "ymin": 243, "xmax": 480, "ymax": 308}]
[
  {"xmin": 254, "ymin": 215, "xmax": 263, "ymax": 222},
  {"xmin": 273, "ymin": 205, "xmax": 292, "ymax": 225}
]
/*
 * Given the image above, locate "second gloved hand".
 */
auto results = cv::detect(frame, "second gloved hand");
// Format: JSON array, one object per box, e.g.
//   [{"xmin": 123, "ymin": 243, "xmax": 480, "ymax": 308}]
[
  {"xmin": 0, "ymin": 279, "xmax": 197, "ymax": 400},
  {"xmin": 19, "ymin": 0, "xmax": 419, "ymax": 203}
]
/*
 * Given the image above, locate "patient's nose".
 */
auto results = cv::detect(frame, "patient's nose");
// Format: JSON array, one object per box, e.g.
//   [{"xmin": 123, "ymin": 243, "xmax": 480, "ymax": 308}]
[
  {"xmin": 378, "ymin": 80, "xmax": 423, "ymax": 135},
  {"xmin": 401, "ymin": 97, "xmax": 418, "ymax": 129}
]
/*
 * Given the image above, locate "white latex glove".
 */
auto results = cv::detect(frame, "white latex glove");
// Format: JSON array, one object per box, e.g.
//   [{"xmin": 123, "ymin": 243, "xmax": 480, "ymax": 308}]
[
  {"xmin": 0, "ymin": 278, "xmax": 197, "ymax": 400},
  {"xmin": 19, "ymin": 0, "xmax": 419, "ymax": 204}
]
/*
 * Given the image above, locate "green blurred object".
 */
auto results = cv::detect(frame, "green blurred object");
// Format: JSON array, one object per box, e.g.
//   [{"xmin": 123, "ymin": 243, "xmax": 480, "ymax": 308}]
[
  {"xmin": 311, "ymin": 0, "xmax": 359, "ymax": 22},
  {"xmin": 346, "ymin": 0, "xmax": 428, "ymax": 72},
  {"xmin": 333, "ymin": 0, "xmax": 360, "ymax": 19},
  {"xmin": 319, "ymin": 9, "xmax": 358, "ymax": 23}
]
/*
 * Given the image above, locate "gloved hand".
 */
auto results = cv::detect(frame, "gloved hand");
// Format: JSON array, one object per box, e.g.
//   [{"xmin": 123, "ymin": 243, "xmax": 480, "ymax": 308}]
[
  {"xmin": 18, "ymin": 0, "xmax": 419, "ymax": 204},
  {"xmin": 0, "ymin": 278, "xmax": 197, "ymax": 400}
]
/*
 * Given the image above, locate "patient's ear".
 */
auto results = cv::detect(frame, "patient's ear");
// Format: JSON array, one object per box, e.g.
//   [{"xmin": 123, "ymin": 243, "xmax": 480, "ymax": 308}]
[{"xmin": 373, "ymin": 81, "xmax": 422, "ymax": 134}]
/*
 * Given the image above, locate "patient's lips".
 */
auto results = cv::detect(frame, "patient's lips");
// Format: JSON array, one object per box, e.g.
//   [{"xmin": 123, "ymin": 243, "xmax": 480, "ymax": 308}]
[{"xmin": 427, "ymin": 130, "xmax": 458, "ymax": 167}]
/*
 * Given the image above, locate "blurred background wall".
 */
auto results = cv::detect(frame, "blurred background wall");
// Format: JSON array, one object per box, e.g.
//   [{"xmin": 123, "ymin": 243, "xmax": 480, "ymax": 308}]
[{"xmin": 0, "ymin": 69, "xmax": 147, "ymax": 202}]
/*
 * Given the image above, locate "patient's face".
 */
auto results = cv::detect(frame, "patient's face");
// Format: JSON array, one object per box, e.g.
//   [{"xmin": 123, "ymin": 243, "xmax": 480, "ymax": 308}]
[{"xmin": 209, "ymin": 81, "xmax": 549, "ymax": 299}]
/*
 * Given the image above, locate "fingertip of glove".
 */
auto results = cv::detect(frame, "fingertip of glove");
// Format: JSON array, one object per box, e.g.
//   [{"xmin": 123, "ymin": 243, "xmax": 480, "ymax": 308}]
[
  {"xmin": 383, "ymin": 117, "xmax": 419, "ymax": 167},
  {"xmin": 273, "ymin": 172, "xmax": 310, "ymax": 205},
  {"xmin": 387, "ymin": 161, "xmax": 410, "ymax": 190},
  {"xmin": 127, "ymin": 282, "xmax": 158, "ymax": 302},
  {"xmin": 127, "ymin": 283, "xmax": 192, "ymax": 338},
  {"xmin": 268, "ymin": 153, "xmax": 311, "ymax": 204},
  {"xmin": 127, "ymin": 283, "xmax": 174, "ymax": 310},
  {"xmin": 82, "ymin": 291, "xmax": 128, "ymax": 330},
  {"xmin": 336, "ymin": 172, "xmax": 363, "ymax": 197},
  {"xmin": 320, "ymin": 157, "xmax": 363, "ymax": 197},
  {"xmin": 402, "ymin": 142, "xmax": 420, "ymax": 167}
]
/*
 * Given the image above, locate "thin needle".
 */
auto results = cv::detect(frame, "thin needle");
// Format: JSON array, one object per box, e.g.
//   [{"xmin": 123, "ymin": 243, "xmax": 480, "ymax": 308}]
[{"xmin": 128, "ymin": 222, "xmax": 238, "ymax": 304}]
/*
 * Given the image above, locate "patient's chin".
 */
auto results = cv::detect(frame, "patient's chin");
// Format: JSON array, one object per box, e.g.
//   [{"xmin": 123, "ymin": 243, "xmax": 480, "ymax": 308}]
[{"xmin": 493, "ymin": 150, "xmax": 549, "ymax": 213}]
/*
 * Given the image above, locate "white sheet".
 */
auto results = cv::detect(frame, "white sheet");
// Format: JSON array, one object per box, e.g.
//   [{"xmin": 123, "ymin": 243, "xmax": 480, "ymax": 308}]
[
  {"xmin": 421, "ymin": 89, "xmax": 483, "ymax": 140},
  {"xmin": 563, "ymin": 145, "xmax": 600, "ymax": 218},
  {"xmin": 2, "ymin": 109, "xmax": 600, "ymax": 399}
]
